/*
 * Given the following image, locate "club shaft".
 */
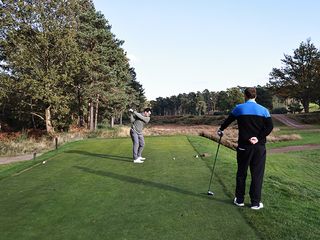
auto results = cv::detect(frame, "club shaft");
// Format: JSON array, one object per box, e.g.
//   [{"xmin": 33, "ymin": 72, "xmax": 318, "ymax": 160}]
[{"xmin": 207, "ymin": 136, "xmax": 222, "ymax": 191}]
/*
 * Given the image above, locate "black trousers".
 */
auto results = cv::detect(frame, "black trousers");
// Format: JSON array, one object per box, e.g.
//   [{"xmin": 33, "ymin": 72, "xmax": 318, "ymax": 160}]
[{"xmin": 235, "ymin": 144, "xmax": 266, "ymax": 205}]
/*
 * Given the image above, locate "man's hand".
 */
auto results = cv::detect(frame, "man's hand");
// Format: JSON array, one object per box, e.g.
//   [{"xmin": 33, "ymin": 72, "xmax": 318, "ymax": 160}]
[
  {"xmin": 129, "ymin": 108, "xmax": 134, "ymax": 113},
  {"xmin": 249, "ymin": 137, "xmax": 258, "ymax": 145},
  {"xmin": 217, "ymin": 129, "xmax": 224, "ymax": 137}
]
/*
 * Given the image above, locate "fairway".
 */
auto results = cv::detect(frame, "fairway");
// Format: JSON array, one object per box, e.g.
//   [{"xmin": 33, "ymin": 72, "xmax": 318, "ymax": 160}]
[{"xmin": 0, "ymin": 136, "xmax": 259, "ymax": 240}]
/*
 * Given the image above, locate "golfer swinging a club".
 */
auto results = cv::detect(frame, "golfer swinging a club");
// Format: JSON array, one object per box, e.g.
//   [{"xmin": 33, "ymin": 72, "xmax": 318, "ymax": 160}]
[
  {"xmin": 218, "ymin": 87, "xmax": 273, "ymax": 210},
  {"xmin": 129, "ymin": 108, "xmax": 151, "ymax": 163}
]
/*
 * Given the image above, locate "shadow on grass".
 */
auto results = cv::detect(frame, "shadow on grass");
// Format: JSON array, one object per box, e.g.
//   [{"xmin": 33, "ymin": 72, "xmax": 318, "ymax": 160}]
[
  {"xmin": 65, "ymin": 150, "xmax": 132, "ymax": 162},
  {"xmin": 74, "ymin": 166, "xmax": 231, "ymax": 205}
]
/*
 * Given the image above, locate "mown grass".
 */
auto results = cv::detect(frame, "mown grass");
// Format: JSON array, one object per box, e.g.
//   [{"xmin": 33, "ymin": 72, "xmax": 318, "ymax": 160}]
[
  {"xmin": 0, "ymin": 136, "xmax": 258, "ymax": 240},
  {"xmin": 1, "ymin": 129, "xmax": 319, "ymax": 240},
  {"xmin": 188, "ymin": 134, "xmax": 320, "ymax": 240}
]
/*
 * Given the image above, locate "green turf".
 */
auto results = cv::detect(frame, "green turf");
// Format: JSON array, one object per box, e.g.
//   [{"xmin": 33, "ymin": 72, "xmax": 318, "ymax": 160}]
[
  {"xmin": 187, "ymin": 135, "xmax": 320, "ymax": 240},
  {"xmin": 1, "ymin": 134, "xmax": 319, "ymax": 240},
  {"xmin": 0, "ymin": 136, "xmax": 259, "ymax": 240}
]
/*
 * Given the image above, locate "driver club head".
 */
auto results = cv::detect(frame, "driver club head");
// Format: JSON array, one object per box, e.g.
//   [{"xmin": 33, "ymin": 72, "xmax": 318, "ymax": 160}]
[{"xmin": 207, "ymin": 190, "xmax": 214, "ymax": 196}]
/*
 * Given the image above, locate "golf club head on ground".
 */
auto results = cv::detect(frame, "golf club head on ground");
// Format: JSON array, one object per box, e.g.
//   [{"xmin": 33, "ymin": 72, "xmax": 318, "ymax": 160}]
[{"xmin": 207, "ymin": 190, "xmax": 214, "ymax": 196}]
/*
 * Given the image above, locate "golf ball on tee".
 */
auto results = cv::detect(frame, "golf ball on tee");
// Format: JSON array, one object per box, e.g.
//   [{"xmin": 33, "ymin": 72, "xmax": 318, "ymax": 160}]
[
  {"xmin": 173, "ymin": 157, "xmax": 175, "ymax": 160},
  {"xmin": 42, "ymin": 161, "xmax": 46, "ymax": 164}
]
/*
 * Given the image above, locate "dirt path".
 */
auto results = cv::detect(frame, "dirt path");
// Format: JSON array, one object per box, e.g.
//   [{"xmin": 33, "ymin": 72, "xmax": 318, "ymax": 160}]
[
  {"xmin": 272, "ymin": 114, "xmax": 310, "ymax": 128},
  {"xmin": 0, "ymin": 153, "xmax": 43, "ymax": 165},
  {"xmin": 269, "ymin": 144, "xmax": 320, "ymax": 154}
]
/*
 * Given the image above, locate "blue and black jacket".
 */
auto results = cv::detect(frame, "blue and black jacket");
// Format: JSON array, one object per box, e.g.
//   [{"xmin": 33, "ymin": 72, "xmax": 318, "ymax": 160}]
[{"xmin": 220, "ymin": 99, "xmax": 273, "ymax": 146}]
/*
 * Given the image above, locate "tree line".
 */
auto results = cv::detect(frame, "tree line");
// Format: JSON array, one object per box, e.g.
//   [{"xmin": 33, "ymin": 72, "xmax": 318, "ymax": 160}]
[
  {"xmin": 151, "ymin": 39, "xmax": 320, "ymax": 116},
  {"xmin": 0, "ymin": 0, "xmax": 146, "ymax": 133},
  {"xmin": 150, "ymin": 87, "xmax": 273, "ymax": 116},
  {"xmin": 1, "ymin": 1, "xmax": 319, "ymax": 133}
]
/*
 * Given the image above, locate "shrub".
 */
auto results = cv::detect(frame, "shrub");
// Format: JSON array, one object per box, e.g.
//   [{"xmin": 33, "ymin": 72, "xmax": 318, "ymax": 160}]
[
  {"xmin": 271, "ymin": 107, "xmax": 288, "ymax": 114},
  {"xmin": 150, "ymin": 115, "xmax": 227, "ymax": 125}
]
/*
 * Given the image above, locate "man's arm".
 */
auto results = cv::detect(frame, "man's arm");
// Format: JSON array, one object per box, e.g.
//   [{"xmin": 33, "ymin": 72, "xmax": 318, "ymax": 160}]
[
  {"xmin": 257, "ymin": 117, "xmax": 273, "ymax": 141},
  {"xmin": 133, "ymin": 111, "xmax": 150, "ymax": 123},
  {"xmin": 220, "ymin": 114, "xmax": 236, "ymax": 131},
  {"xmin": 129, "ymin": 114, "xmax": 135, "ymax": 123}
]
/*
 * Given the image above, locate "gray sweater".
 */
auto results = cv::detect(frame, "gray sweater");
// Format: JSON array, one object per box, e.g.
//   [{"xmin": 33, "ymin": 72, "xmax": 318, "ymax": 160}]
[{"xmin": 130, "ymin": 111, "xmax": 150, "ymax": 134}]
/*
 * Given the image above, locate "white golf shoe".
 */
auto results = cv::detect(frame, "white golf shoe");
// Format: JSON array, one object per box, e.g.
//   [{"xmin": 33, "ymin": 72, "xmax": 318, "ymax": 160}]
[
  {"xmin": 251, "ymin": 202, "xmax": 264, "ymax": 210},
  {"xmin": 139, "ymin": 157, "xmax": 146, "ymax": 161},
  {"xmin": 233, "ymin": 197, "xmax": 245, "ymax": 207},
  {"xmin": 133, "ymin": 158, "xmax": 144, "ymax": 163}
]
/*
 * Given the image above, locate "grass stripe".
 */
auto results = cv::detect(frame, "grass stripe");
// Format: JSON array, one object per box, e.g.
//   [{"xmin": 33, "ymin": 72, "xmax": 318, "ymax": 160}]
[{"xmin": 0, "ymin": 136, "xmax": 259, "ymax": 240}]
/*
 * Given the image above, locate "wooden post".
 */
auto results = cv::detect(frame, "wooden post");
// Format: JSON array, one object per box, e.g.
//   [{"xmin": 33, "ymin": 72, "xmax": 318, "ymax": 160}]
[
  {"xmin": 55, "ymin": 137, "xmax": 58, "ymax": 150},
  {"xmin": 33, "ymin": 152, "xmax": 36, "ymax": 160}
]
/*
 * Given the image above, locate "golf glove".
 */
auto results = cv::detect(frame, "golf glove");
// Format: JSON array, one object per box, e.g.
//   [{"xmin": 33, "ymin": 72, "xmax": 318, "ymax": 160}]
[
  {"xmin": 217, "ymin": 129, "xmax": 224, "ymax": 137},
  {"xmin": 129, "ymin": 108, "xmax": 134, "ymax": 113}
]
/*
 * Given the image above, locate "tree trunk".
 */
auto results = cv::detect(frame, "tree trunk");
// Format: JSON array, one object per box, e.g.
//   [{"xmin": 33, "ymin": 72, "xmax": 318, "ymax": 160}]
[
  {"xmin": 119, "ymin": 113, "xmax": 123, "ymax": 125},
  {"xmin": 110, "ymin": 116, "xmax": 114, "ymax": 128},
  {"xmin": 77, "ymin": 85, "xmax": 84, "ymax": 127},
  {"xmin": 31, "ymin": 100, "xmax": 36, "ymax": 129},
  {"xmin": 45, "ymin": 106, "xmax": 54, "ymax": 134},
  {"xmin": 87, "ymin": 102, "xmax": 91, "ymax": 129},
  {"xmin": 302, "ymin": 98, "xmax": 310, "ymax": 113},
  {"xmin": 94, "ymin": 95, "xmax": 99, "ymax": 131},
  {"xmin": 32, "ymin": 114, "xmax": 36, "ymax": 129},
  {"xmin": 90, "ymin": 100, "xmax": 94, "ymax": 131}
]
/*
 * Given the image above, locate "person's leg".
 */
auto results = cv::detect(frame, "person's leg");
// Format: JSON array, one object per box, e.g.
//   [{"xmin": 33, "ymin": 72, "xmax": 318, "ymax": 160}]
[
  {"xmin": 137, "ymin": 134, "xmax": 145, "ymax": 158},
  {"xmin": 130, "ymin": 129, "xmax": 139, "ymax": 160},
  {"xmin": 249, "ymin": 145, "xmax": 266, "ymax": 206},
  {"xmin": 235, "ymin": 146, "xmax": 252, "ymax": 203}
]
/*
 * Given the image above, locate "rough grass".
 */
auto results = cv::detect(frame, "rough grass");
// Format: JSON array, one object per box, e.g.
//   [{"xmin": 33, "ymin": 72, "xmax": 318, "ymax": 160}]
[
  {"xmin": 268, "ymin": 128, "xmax": 320, "ymax": 148},
  {"xmin": 1, "ymin": 112, "xmax": 318, "ymax": 156},
  {"xmin": 0, "ymin": 124, "xmax": 305, "ymax": 157},
  {"xmin": 199, "ymin": 127, "xmax": 302, "ymax": 150},
  {"xmin": 0, "ymin": 126, "xmax": 129, "ymax": 157},
  {"xmin": 0, "ymin": 136, "xmax": 52, "ymax": 156},
  {"xmin": 150, "ymin": 115, "xmax": 226, "ymax": 125}
]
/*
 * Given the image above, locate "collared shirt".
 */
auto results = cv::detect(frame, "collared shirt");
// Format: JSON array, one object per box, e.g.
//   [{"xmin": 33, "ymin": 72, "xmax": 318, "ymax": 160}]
[
  {"xmin": 220, "ymin": 99, "xmax": 273, "ymax": 146},
  {"xmin": 130, "ymin": 111, "xmax": 150, "ymax": 134}
]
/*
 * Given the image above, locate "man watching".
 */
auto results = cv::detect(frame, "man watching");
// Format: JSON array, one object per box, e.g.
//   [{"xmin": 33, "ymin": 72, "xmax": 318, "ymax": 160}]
[{"xmin": 218, "ymin": 87, "xmax": 273, "ymax": 210}]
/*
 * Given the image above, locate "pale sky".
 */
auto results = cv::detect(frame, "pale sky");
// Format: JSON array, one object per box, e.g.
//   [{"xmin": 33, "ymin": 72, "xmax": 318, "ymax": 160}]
[{"xmin": 92, "ymin": 0, "xmax": 320, "ymax": 100}]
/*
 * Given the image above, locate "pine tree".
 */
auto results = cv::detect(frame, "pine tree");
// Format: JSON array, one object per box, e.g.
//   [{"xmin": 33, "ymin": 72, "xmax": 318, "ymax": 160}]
[{"xmin": 269, "ymin": 39, "xmax": 320, "ymax": 113}]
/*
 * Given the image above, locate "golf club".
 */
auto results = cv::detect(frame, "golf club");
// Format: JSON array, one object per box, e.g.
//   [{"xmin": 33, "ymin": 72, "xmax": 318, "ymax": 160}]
[{"xmin": 207, "ymin": 135, "xmax": 222, "ymax": 196}]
